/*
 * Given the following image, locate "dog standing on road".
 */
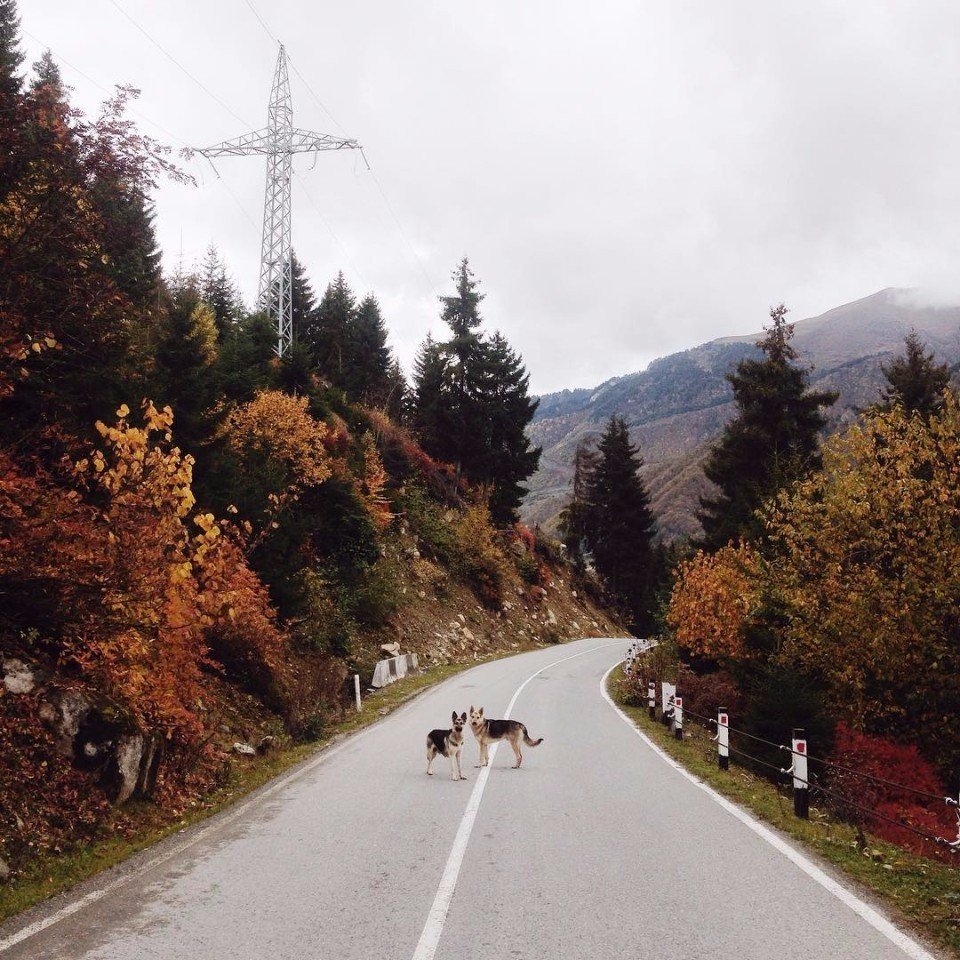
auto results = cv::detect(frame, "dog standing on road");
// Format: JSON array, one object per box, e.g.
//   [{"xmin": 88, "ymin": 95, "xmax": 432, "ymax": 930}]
[
  {"xmin": 426, "ymin": 711, "xmax": 468, "ymax": 781},
  {"xmin": 469, "ymin": 706, "xmax": 543, "ymax": 769}
]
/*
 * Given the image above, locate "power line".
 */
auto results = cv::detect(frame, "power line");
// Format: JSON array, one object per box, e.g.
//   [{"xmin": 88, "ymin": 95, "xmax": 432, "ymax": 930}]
[
  {"xmin": 242, "ymin": 0, "xmax": 278, "ymax": 45},
  {"xmin": 107, "ymin": 0, "xmax": 254, "ymax": 129},
  {"xmin": 294, "ymin": 170, "xmax": 369, "ymax": 291},
  {"xmin": 22, "ymin": 29, "xmax": 185, "ymax": 146}
]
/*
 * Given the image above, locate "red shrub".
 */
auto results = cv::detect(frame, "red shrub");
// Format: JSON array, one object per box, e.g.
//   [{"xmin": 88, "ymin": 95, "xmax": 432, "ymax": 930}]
[
  {"xmin": 821, "ymin": 723, "xmax": 956, "ymax": 861},
  {"xmin": 675, "ymin": 666, "xmax": 746, "ymax": 726}
]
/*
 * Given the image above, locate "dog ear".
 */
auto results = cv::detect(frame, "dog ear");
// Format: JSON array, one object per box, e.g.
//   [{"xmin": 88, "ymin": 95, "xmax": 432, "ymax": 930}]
[
  {"xmin": 460, "ymin": 712, "xmax": 467, "ymax": 723},
  {"xmin": 451, "ymin": 710, "xmax": 458, "ymax": 723},
  {"xmin": 478, "ymin": 706, "xmax": 484, "ymax": 716},
  {"xmin": 469, "ymin": 704, "xmax": 474, "ymax": 714}
]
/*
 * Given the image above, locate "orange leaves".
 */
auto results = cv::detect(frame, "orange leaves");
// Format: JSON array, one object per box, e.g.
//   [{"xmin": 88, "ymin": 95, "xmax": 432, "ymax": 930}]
[
  {"xmin": 666, "ymin": 543, "xmax": 759, "ymax": 663},
  {"xmin": 1, "ymin": 402, "xmax": 285, "ymax": 748},
  {"xmin": 356, "ymin": 431, "xmax": 393, "ymax": 531}
]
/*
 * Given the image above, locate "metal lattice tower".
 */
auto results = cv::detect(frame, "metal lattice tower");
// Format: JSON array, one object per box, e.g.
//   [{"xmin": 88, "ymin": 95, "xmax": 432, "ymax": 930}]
[{"xmin": 199, "ymin": 45, "xmax": 361, "ymax": 356}]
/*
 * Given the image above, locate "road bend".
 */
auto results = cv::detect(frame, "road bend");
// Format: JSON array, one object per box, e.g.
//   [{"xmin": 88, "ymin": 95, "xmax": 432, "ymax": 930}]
[{"xmin": 0, "ymin": 638, "xmax": 935, "ymax": 960}]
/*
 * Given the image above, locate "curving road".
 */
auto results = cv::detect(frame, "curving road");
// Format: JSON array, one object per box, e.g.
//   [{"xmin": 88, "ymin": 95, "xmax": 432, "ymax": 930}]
[{"xmin": 0, "ymin": 638, "xmax": 938, "ymax": 959}]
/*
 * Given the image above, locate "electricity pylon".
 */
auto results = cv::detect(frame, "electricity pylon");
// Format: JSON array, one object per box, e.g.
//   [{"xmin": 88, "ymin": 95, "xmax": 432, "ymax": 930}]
[{"xmin": 199, "ymin": 44, "xmax": 361, "ymax": 357}]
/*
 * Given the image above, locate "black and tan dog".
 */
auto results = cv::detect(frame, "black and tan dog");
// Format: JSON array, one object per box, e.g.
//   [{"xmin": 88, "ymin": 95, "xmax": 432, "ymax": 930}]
[
  {"xmin": 469, "ymin": 706, "xmax": 543, "ymax": 769},
  {"xmin": 426, "ymin": 711, "xmax": 468, "ymax": 781}
]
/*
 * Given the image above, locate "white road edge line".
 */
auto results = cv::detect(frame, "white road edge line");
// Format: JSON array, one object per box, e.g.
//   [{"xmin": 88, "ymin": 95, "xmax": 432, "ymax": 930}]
[
  {"xmin": 599, "ymin": 662, "xmax": 939, "ymax": 960},
  {"xmin": 411, "ymin": 639, "xmax": 628, "ymax": 960},
  {"xmin": 0, "ymin": 656, "xmax": 471, "ymax": 954}
]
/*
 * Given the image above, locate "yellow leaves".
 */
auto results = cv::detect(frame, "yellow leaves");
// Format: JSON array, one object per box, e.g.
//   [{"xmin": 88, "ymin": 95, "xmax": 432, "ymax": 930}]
[
  {"xmin": 116, "ymin": 403, "xmax": 130, "ymax": 418},
  {"xmin": 223, "ymin": 390, "xmax": 334, "ymax": 490}
]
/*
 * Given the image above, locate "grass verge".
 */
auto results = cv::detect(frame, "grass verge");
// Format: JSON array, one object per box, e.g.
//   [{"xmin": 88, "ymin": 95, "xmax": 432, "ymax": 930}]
[
  {"xmin": 607, "ymin": 672, "xmax": 960, "ymax": 958},
  {"xmin": 0, "ymin": 646, "xmax": 543, "ymax": 927}
]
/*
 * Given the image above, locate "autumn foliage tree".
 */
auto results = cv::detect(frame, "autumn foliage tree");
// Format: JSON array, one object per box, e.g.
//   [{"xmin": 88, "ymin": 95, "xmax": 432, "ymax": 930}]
[{"xmin": 762, "ymin": 393, "xmax": 960, "ymax": 776}]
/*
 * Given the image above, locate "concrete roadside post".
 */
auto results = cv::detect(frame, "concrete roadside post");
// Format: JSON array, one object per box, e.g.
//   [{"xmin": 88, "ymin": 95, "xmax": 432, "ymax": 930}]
[
  {"xmin": 354, "ymin": 674, "xmax": 362, "ymax": 713},
  {"xmin": 716, "ymin": 707, "xmax": 729, "ymax": 770},
  {"xmin": 647, "ymin": 681, "xmax": 656, "ymax": 719},
  {"xmin": 791, "ymin": 728, "xmax": 809, "ymax": 819},
  {"xmin": 673, "ymin": 695, "xmax": 683, "ymax": 740}
]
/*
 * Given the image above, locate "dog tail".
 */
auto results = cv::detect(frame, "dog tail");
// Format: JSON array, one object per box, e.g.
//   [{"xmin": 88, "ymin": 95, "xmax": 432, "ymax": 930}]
[{"xmin": 522, "ymin": 725, "xmax": 543, "ymax": 747}]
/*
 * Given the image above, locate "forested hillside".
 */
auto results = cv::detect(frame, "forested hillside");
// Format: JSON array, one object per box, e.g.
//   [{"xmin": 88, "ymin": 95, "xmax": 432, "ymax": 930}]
[
  {"xmin": 526, "ymin": 289, "xmax": 960, "ymax": 539},
  {"xmin": 0, "ymin": 6, "xmax": 623, "ymax": 889}
]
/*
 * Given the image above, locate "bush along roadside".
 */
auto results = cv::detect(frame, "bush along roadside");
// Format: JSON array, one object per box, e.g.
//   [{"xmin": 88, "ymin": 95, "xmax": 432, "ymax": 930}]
[{"xmin": 608, "ymin": 670, "xmax": 960, "ymax": 958}]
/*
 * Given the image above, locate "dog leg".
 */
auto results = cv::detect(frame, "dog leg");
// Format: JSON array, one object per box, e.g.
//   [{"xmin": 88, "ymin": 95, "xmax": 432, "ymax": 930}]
[
  {"xmin": 449, "ymin": 752, "xmax": 459, "ymax": 781},
  {"xmin": 455, "ymin": 748, "xmax": 467, "ymax": 780},
  {"xmin": 426, "ymin": 744, "xmax": 435, "ymax": 775},
  {"xmin": 510, "ymin": 739, "xmax": 522, "ymax": 768}
]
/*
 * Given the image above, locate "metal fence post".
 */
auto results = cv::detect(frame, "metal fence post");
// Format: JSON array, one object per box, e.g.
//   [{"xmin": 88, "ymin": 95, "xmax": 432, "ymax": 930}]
[
  {"xmin": 353, "ymin": 673, "xmax": 362, "ymax": 713},
  {"xmin": 673, "ymin": 695, "xmax": 683, "ymax": 740},
  {"xmin": 716, "ymin": 707, "xmax": 729, "ymax": 770},
  {"xmin": 647, "ymin": 681, "xmax": 656, "ymax": 719}
]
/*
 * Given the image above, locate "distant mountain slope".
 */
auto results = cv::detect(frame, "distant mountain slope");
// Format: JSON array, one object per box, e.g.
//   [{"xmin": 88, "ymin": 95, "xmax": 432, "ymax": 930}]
[{"xmin": 523, "ymin": 289, "xmax": 960, "ymax": 541}]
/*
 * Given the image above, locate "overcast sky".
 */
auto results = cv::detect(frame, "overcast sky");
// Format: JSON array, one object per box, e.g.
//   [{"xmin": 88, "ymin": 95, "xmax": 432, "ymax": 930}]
[{"xmin": 20, "ymin": 0, "xmax": 960, "ymax": 394}]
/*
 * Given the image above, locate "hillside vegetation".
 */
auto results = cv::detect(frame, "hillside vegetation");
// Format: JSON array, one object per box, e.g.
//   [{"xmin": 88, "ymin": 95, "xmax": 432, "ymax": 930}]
[{"xmin": 0, "ymin": 13, "xmax": 623, "ymax": 892}]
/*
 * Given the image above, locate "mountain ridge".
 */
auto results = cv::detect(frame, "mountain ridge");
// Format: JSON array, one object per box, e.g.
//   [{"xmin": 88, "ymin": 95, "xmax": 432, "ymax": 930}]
[{"xmin": 522, "ymin": 288, "xmax": 960, "ymax": 540}]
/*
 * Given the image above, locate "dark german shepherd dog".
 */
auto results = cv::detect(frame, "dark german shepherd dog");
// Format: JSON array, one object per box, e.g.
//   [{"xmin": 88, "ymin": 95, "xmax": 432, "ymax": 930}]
[
  {"xmin": 469, "ymin": 705, "xmax": 544, "ymax": 769},
  {"xmin": 426, "ymin": 711, "xmax": 468, "ymax": 781}
]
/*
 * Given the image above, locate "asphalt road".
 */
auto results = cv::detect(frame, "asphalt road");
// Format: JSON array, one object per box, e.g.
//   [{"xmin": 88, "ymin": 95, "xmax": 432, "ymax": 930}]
[{"xmin": 0, "ymin": 638, "xmax": 937, "ymax": 960}]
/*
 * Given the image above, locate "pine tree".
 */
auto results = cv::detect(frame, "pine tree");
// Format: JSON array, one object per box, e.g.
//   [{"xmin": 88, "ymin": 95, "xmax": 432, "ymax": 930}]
[
  {"xmin": 152, "ymin": 276, "xmax": 219, "ymax": 448},
  {"xmin": 876, "ymin": 331, "xmax": 952, "ymax": 419},
  {"xmin": 382, "ymin": 357, "xmax": 409, "ymax": 421},
  {"xmin": 475, "ymin": 332, "xmax": 541, "ymax": 524},
  {"xmin": 200, "ymin": 244, "xmax": 244, "ymax": 339},
  {"xmin": 290, "ymin": 252, "xmax": 316, "ymax": 342},
  {"xmin": 582, "ymin": 416, "xmax": 657, "ymax": 630},
  {"xmin": 216, "ymin": 311, "xmax": 277, "ymax": 403},
  {"xmin": 558, "ymin": 440, "xmax": 598, "ymax": 571},
  {"xmin": 697, "ymin": 304, "xmax": 837, "ymax": 550},
  {"xmin": 30, "ymin": 50, "xmax": 61, "ymax": 94},
  {"xmin": 412, "ymin": 334, "xmax": 451, "ymax": 455},
  {"xmin": 348, "ymin": 293, "xmax": 393, "ymax": 401},
  {"xmin": 304, "ymin": 271, "xmax": 355, "ymax": 388},
  {"xmin": 0, "ymin": 0, "xmax": 22, "ymax": 97}
]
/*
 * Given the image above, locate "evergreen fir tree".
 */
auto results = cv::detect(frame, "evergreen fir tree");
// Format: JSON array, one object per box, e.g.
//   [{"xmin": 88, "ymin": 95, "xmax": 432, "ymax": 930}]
[
  {"xmin": 216, "ymin": 311, "xmax": 277, "ymax": 403},
  {"xmin": 558, "ymin": 440, "xmax": 598, "ymax": 572},
  {"xmin": 0, "ymin": 0, "xmax": 22, "ymax": 97},
  {"xmin": 30, "ymin": 50, "xmax": 61, "ymax": 94},
  {"xmin": 876, "ymin": 331, "xmax": 952, "ymax": 419},
  {"xmin": 475, "ymin": 332, "xmax": 541, "ymax": 524},
  {"xmin": 348, "ymin": 293, "xmax": 393, "ymax": 401},
  {"xmin": 153, "ymin": 276, "xmax": 219, "ymax": 448},
  {"xmin": 382, "ymin": 357, "xmax": 409, "ymax": 421},
  {"xmin": 304, "ymin": 271, "xmax": 355, "ymax": 388},
  {"xmin": 200, "ymin": 244, "xmax": 244, "ymax": 339},
  {"xmin": 290, "ymin": 251, "xmax": 316, "ymax": 343},
  {"xmin": 697, "ymin": 304, "xmax": 837, "ymax": 549},
  {"xmin": 582, "ymin": 416, "xmax": 657, "ymax": 631},
  {"xmin": 412, "ymin": 334, "xmax": 451, "ymax": 455}
]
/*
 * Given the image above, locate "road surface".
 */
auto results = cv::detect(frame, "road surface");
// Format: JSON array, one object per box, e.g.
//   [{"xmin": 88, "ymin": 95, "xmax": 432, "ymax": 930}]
[{"xmin": 0, "ymin": 638, "xmax": 937, "ymax": 959}]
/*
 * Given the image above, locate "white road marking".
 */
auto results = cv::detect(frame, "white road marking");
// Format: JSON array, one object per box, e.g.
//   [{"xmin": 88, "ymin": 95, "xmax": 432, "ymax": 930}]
[
  {"xmin": 411, "ymin": 640, "xmax": 627, "ymax": 960},
  {"xmin": 599, "ymin": 663, "xmax": 939, "ymax": 960}
]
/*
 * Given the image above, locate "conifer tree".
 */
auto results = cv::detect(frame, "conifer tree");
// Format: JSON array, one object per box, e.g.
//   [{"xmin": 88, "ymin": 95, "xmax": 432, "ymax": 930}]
[
  {"xmin": 153, "ymin": 276, "xmax": 219, "ymax": 447},
  {"xmin": 349, "ymin": 293, "xmax": 392, "ymax": 401},
  {"xmin": 304, "ymin": 271, "xmax": 355, "ymax": 388},
  {"xmin": 0, "ymin": 0, "xmax": 22, "ymax": 97},
  {"xmin": 697, "ymin": 304, "xmax": 836, "ymax": 550},
  {"xmin": 290, "ymin": 251, "xmax": 316, "ymax": 342},
  {"xmin": 30, "ymin": 49, "xmax": 61, "ymax": 93},
  {"xmin": 412, "ymin": 334, "xmax": 451, "ymax": 455},
  {"xmin": 216, "ymin": 311, "xmax": 277, "ymax": 403},
  {"xmin": 475, "ymin": 332, "xmax": 541, "ymax": 524},
  {"xmin": 583, "ymin": 416, "xmax": 657, "ymax": 630},
  {"xmin": 876, "ymin": 331, "xmax": 952, "ymax": 419},
  {"xmin": 559, "ymin": 440, "xmax": 598, "ymax": 572},
  {"xmin": 200, "ymin": 245, "xmax": 244, "ymax": 339}
]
